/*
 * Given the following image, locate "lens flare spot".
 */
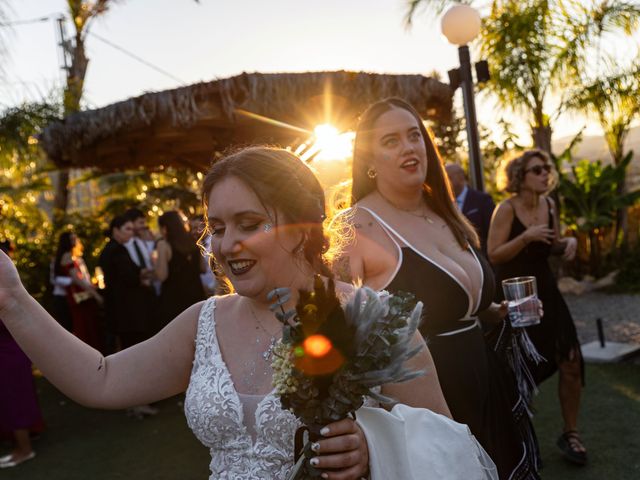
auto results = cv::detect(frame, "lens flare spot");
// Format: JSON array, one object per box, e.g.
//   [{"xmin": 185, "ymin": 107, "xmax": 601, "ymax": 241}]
[{"xmin": 303, "ymin": 335, "xmax": 332, "ymax": 358}]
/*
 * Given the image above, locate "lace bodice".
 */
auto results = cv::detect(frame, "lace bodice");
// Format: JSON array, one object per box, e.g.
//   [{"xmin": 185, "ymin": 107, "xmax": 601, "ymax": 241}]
[{"xmin": 185, "ymin": 297, "xmax": 301, "ymax": 479}]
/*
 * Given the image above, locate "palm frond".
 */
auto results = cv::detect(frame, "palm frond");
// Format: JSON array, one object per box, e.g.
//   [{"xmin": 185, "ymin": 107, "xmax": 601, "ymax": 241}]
[{"xmin": 403, "ymin": 0, "xmax": 462, "ymax": 27}]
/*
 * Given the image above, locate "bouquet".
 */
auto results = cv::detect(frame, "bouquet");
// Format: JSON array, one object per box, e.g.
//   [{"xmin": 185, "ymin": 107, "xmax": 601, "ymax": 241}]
[{"xmin": 267, "ymin": 276, "xmax": 424, "ymax": 479}]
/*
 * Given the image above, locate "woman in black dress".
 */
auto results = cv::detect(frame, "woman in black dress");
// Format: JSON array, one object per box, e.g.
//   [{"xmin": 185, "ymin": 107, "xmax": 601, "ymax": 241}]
[
  {"xmin": 488, "ymin": 149, "xmax": 586, "ymax": 465},
  {"xmin": 335, "ymin": 97, "xmax": 540, "ymax": 479},
  {"xmin": 154, "ymin": 211, "xmax": 206, "ymax": 328}
]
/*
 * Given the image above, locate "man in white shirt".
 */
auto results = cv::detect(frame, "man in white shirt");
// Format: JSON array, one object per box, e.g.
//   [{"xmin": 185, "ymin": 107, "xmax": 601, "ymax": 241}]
[{"xmin": 123, "ymin": 208, "xmax": 156, "ymax": 291}]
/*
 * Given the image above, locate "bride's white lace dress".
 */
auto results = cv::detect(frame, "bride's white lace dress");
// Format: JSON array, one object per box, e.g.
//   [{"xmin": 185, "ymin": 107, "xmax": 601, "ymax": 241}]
[
  {"xmin": 185, "ymin": 296, "xmax": 497, "ymax": 480},
  {"xmin": 185, "ymin": 297, "xmax": 300, "ymax": 479}
]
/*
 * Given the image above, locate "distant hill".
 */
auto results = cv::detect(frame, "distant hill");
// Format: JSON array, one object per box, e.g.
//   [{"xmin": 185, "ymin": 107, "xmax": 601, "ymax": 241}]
[{"xmin": 552, "ymin": 125, "xmax": 640, "ymax": 188}]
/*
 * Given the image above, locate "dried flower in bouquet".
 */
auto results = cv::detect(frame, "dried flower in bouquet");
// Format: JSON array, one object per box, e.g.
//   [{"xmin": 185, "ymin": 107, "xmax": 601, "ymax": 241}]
[{"xmin": 267, "ymin": 275, "xmax": 424, "ymax": 479}]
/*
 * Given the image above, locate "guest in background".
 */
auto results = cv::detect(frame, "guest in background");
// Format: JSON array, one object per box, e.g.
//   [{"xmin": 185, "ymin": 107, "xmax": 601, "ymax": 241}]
[
  {"xmin": 445, "ymin": 163, "xmax": 495, "ymax": 253},
  {"xmin": 123, "ymin": 208, "xmax": 156, "ymax": 293},
  {"xmin": 188, "ymin": 214, "xmax": 217, "ymax": 296},
  {"xmin": 487, "ymin": 149, "xmax": 585, "ymax": 465},
  {"xmin": 98, "ymin": 215, "xmax": 154, "ymax": 349},
  {"xmin": 0, "ymin": 240, "xmax": 43, "ymax": 469},
  {"xmin": 98, "ymin": 215, "xmax": 157, "ymax": 418},
  {"xmin": 99, "ymin": 218, "xmax": 127, "ymax": 354},
  {"xmin": 53, "ymin": 232, "xmax": 103, "ymax": 352},
  {"xmin": 155, "ymin": 211, "xmax": 206, "ymax": 328},
  {"xmin": 122, "ymin": 208, "xmax": 161, "ymax": 334},
  {"xmin": 49, "ymin": 260, "xmax": 73, "ymax": 332}
]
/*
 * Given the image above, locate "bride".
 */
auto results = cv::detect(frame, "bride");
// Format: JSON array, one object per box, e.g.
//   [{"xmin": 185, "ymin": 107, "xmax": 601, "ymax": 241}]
[{"xmin": 0, "ymin": 146, "xmax": 495, "ymax": 479}]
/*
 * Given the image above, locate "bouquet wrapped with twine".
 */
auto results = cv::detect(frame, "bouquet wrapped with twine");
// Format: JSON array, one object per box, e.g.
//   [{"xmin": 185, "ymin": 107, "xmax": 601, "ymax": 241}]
[{"xmin": 268, "ymin": 276, "xmax": 424, "ymax": 480}]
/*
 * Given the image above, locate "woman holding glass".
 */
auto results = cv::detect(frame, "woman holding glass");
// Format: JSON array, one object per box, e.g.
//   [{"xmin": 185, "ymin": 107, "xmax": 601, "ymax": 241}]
[
  {"xmin": 487, "ymin": 149, "xmax": 585, "ymax": 465},
  {"xmin": 335, "ymin": 97, "xmax": 540, "ymax": 479}
]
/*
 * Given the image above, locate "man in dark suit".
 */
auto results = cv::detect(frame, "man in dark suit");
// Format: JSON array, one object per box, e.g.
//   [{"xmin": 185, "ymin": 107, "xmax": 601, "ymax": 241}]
[
  {"xmin": 99, "ymin": 215, "xmax": 158, "ymax": 418},
  {"xmin": 445, "ymin": 163, "xmax": 495, "ymax": 253}
]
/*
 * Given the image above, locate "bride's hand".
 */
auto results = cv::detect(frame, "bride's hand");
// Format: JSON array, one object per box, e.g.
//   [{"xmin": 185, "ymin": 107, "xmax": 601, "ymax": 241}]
[
  {"xmin": 0, "ymin": 250, "xmax": 25, "ymax": 315},
  {"xmin": 311, "ymin": 417, "xmax": 369, "ymax": 479}
]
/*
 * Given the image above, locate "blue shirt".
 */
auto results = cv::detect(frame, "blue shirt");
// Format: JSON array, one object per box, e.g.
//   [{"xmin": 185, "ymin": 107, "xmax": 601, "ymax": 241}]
[{"xmin": 456, "ymin": 185, "xmax": 468, "ymax": 210}]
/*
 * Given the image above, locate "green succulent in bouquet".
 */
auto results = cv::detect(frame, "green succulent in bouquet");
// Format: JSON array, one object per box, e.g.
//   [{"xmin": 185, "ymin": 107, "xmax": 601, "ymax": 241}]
[{"xmin": 267, "ymin": 276, "xmax": 425, "ymax": 479}]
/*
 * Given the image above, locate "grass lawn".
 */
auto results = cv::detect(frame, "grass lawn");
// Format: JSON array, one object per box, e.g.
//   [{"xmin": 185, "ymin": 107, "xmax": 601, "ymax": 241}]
[
  {"xmin": 1, "ymin": 380, "xmax": 210, "ymax": 480},
  {"xmin": 532, "ymin": 362, "xmax": 640, "ymax": 479},
  {"xmin": 2, "ymin": 362, "xmax": 639, "ymax": 479}
]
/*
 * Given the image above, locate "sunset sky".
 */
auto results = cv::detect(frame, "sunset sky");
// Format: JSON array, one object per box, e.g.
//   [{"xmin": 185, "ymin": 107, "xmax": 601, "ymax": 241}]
[{"xmin": 2, "ymin": 0, "xmax": 637, "ymax": 144}]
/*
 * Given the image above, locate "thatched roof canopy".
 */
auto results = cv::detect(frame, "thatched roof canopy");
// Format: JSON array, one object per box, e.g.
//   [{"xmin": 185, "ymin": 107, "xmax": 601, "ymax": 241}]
[{"xmin": 40, "ymin": 71, "xmax": 453, "ymax": 171}]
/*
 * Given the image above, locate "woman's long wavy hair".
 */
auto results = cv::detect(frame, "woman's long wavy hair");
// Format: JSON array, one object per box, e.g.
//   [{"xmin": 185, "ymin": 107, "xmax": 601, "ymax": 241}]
[
  {"xmin": 351, "ymin": 97, "xmax": 479, "ymax": 249},
  {"xmin": 201, "ymin": 146, "xmax": 341, "ymax": 280}
]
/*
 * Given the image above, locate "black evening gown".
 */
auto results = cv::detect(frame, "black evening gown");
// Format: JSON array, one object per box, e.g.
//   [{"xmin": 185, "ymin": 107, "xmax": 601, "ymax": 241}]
[
  {"xmin": 360, "ymin": 206, "xmax": 540, "ymax": 480},
  {"xmin": 157, "ymin": 245, "xmax": 206, "ymax": 329},
  {"xmin": 493, "ymin": 198, "xmax": 584, "ymax": 385}
]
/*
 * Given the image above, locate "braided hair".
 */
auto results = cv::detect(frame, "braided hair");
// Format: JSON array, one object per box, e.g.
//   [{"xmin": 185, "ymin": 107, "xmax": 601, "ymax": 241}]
[{"xmin": 201, "ymin": 146, "xmax": 334, "ymax": 278}]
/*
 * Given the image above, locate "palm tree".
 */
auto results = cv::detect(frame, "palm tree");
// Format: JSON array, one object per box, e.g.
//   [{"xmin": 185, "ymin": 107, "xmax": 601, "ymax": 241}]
[
  {"xmin": 558, "ymin": 152, "xmax": 640, "ymax": 275},
  {"xmin": 53, "ymin": 0, "xmax": 117, "ymax": 223},
  {"xmin": 565, "ymin": 65, "xmax": 640, "ymax": 167},
  {"xmin": 404, "ymin": 0, "xmax": 640, "ymax": 154},
  {"xmin": 53, "ymin": 0, "xmax": 198, "ymax": 222},
  {"xmin": 564, "ymin": 64, "xmax": 640, "ymax": 246}
]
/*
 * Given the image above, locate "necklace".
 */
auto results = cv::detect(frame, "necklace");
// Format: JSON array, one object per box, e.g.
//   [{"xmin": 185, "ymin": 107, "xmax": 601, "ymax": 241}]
[
  {"xmin": 516, "ymin": 197, "xmax": 541, "ymax": 226},
  {"xmin": 247, "ymin": 301, "xmax": 280, "ymax": 362},
  {"xmin": 378, "ymin": 190, "xmax": 434, "ymax": 224}
]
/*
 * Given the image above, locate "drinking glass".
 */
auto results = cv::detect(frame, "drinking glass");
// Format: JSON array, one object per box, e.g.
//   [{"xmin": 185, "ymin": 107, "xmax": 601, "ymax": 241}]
[{"xmin": 501, "ymin": 276, "xmax": 540, "ymax": 327}]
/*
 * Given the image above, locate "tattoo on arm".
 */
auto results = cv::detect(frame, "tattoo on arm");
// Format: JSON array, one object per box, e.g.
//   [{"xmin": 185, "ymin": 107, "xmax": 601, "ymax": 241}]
[{"xmin": 334, "ymin": 256, "xmax": 353, "ymax": 283}]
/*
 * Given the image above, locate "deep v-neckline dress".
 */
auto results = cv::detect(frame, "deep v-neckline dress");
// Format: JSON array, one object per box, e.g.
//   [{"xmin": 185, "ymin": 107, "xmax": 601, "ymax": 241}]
[
  {"xmin": 358, "ymin": 206, "xmax": 541, "ymax": 480},
  {"xmin": 184, "ymin": 297, "xmax": 301, "ymax": 479}
]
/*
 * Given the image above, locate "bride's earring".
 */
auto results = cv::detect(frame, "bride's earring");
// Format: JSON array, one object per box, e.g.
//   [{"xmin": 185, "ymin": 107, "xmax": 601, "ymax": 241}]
[
  {"xmin": 263, "ymin": 223, "xmax": 273, "ymax": 233},
  {"xmin": 294, "ymin": 233, "xmax": 307, "ymax": 255},
  {"xmin": 367, "ymin": 166, "xmax": 377, "ymax": 179}
]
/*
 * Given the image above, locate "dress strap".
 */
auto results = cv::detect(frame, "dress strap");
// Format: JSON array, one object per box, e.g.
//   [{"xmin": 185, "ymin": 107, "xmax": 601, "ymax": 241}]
[
  {"xmin": 354, "ymin": 206, "xmax": 404, "ymax": 291},
  {"xmin": 359, "ymin": 206, "xmax": 479, "ymax": 319},
  {"xmin": 467, "ymin": 247, "xmax": 485, "ymax": 314},
  {"xmin": 357, "ymin": 206, "xmax": 406, "ymax": 249},
  {"xmin": 544, "ymin": 196, "xmax": 554, "ymax": 227},
  {"xmin": 194, "ymin": 296, "xmax": 218, "ymax": 359},
  {"xmin": 436, "ymin": 317, "xmax": 480, "ymax": 337}
]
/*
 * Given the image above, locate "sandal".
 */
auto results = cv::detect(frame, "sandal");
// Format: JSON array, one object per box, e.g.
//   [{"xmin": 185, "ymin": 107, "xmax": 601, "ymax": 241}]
[{"xmin": 557, "ymin": 430, "xmax": 587, "ymax": 465}]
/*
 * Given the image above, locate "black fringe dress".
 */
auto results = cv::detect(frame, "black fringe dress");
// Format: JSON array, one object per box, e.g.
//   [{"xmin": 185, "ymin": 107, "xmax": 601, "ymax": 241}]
[
  {"xmin": 359, "ymin": 206, "xmax": 541, "ymax": 480},
  {"xmin": 493, "ymin": 198, "xmax": 584, "ymax": 386}
]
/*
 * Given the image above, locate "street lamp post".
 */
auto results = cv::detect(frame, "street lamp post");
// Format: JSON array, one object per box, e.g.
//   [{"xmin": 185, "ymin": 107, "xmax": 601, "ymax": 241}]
[{"xmin": 441, "ymin": 5, "xmax": 486, "ymax": 192}]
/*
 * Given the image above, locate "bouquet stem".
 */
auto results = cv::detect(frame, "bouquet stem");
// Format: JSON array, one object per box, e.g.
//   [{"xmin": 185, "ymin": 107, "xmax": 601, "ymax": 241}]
[{"xmin": 286, "ymin": 424, "xmax": 325, "ymax": 480}]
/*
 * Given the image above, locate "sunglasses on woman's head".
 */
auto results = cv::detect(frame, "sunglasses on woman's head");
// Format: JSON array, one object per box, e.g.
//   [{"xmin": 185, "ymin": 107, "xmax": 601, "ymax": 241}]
[{"xmin": 525, "ymin": 164, "xmax": 551, "ymax": 175}]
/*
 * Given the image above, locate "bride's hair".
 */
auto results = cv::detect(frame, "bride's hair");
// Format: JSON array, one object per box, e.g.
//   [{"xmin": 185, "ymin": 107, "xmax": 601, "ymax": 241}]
[{"xmin": 201, "ymin": 146, "xmax": 341, "ymax": 280}]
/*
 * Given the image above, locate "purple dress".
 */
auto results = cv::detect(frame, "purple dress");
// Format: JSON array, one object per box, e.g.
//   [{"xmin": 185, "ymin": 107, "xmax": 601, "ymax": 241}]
[{"xmin": 0, "ymin": 319, "xmax": 44, "ymax": 436}]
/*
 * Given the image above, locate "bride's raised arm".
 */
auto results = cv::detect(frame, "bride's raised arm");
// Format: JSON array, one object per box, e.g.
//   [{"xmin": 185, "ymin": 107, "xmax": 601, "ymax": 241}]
[{"xmin": 0, "ymin": 249, "xmax": 197, "ymax": 409}]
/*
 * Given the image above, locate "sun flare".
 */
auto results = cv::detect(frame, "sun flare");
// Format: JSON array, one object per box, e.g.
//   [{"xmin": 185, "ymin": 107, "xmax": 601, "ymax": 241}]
[{"xmin": 311, "ymin": 124, "xmax": 354, "ymax": 162}]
